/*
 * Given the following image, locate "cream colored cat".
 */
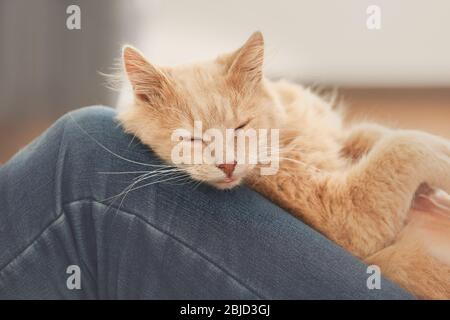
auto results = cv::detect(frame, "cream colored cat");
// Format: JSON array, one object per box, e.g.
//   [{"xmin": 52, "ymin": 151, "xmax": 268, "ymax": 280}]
[{"xmin": 117, "ymin": 32, "xmax": 450, "ymax": 299}]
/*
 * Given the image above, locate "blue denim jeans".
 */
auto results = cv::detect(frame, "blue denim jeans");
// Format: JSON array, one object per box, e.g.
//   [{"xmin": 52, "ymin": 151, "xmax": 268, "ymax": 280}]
[{"xmin": 0, "ymin": 106, "xmax": 413, "ymax": 299}]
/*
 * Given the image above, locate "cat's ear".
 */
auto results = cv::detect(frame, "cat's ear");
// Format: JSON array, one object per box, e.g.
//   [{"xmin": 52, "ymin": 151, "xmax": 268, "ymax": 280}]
[
  {"xmin": 122, "ymin": 45, "xmax": 172, "ymax": 103},
  {"xmin": 223, "ymin": 32, "xmax": 264, "ymax": 90}
]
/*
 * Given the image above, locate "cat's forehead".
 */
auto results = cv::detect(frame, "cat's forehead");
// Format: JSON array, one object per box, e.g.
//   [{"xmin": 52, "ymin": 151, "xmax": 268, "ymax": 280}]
[
  {"xmin": 183, "ymin": 93, "xmax": 237, "ymax": 130},
  {"xmin": 168, "ymin": 63, "xmax": 235, "ymax": 110},
  {"xmin": 164, "ymin": 61, "xmax": 256, "ymax": 129},
  {"xmin": 170, "ymin": 61, "xmax": 226, "ymax": 89}
]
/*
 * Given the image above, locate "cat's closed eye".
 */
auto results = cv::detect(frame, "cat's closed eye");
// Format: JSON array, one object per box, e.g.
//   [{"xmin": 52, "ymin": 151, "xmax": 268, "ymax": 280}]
[{"xmin": 235, "ymin": 119, "xmax": 251, "ymax": 131}]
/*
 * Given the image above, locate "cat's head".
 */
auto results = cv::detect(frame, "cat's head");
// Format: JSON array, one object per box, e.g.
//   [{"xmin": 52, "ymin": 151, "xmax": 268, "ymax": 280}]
[{"xmin": 117, "ymin": 32, "xmax": 281, "ymax": 189}]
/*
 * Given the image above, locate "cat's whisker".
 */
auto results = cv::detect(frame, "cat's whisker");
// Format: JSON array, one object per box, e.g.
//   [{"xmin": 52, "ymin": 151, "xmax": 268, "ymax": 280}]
[
  {"xmin": 164, "ymin": 175, "xmax": 195, "ymax": 186},
  {"xmin": 68, "ymin": 113, "xmax": 169, "ymax": 168},
  {"xmin": 102, "ymin": 170, "xmax": 188, "ymax": 203},
  {"xmin": 277, "ymin": 157, "xmax": 323, "ymax": 173},
  {"xmin": 101, "ymin": 171, "xmax": 154, "ymax": 204},
  {"xmin": 115, "ymin": 171, "xmax": 153, "ymax": 213},
  {"xmin": 253, "ymin": 148, "xmax": 323, "ymax": 173},
  {"xmin": 119, "ymin": 174, "xmax": 190, "ymax": 196},
  {"xmin": 191, "ymin": 179, "xmax": 206, "ymax": 191},
  {"xmin": 100, "ymin": 170, "xmax": 153, "ymax": 214},
  {"xmin": 134, "ymin": 171, "xmax": 186, "ymax": 184},
  {"xmin": 114, "ymin": 168, "xmax": 189, "ymax": 214},
  {"xmin": 131, "ymin": 168, "xmax": 185, "ymax": 180},
  {"xmin": 98, "ymin": 170, "xmax": 153, "ymax": 175},
  {"xmin": 96, "ymin": 166, "xmax": 183, "ymax": 180},
  {"xmin": 102, "ymin": 169, "xmax": 190, "ymax": 202},
  {"xmin": 255, "ymin": 142, "xmax": 325, "ymax": 171},
  {"xmin": 128, "ymin": 134, "xmax": 137, "ymax": 148}
]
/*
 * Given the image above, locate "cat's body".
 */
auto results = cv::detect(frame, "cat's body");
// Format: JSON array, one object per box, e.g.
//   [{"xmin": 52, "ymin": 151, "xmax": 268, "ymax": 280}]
[
  {"xmin": 117, "ymin": 32, "xmax": 450, "ymax": 299},
  {"xmin": 244, "ymin": 79, "xmax": 450, "ymax": 299}
]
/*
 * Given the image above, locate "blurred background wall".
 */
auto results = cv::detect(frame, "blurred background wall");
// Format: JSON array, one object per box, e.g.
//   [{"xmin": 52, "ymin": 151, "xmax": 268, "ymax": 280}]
[
  {"xmin": 138, "ymin": 0, "xmax": 450, "ymax": 86},
  {"xmin": 1, "ymin": 0, "xmax": 450, "ymax": 163}
]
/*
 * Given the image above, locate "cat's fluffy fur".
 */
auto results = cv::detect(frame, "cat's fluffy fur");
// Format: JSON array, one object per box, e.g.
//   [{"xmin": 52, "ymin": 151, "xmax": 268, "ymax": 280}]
[{"xmin": 117, "ymin": 32, "xmax": 450, "ymax": 299}]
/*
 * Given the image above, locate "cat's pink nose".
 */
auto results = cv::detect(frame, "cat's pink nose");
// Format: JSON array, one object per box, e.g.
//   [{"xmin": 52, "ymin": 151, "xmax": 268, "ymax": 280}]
[{"xmin": 217, "ymin": 161, "xmax": 237, "ymax": 178}]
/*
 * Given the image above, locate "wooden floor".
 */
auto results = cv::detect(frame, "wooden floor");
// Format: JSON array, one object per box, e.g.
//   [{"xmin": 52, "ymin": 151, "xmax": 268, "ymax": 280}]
[
  {"xmin": 341, "ymin": 88, "xmax": 450, "ymax": 139},
  {"xmin": 1, "ymin": 88, "xmax": 450, "ymax": 164}
]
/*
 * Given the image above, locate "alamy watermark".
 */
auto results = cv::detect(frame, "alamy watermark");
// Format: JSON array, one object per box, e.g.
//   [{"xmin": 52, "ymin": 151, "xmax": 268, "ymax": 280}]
[
  {"xmin": 366, "ymin": 265, "xmax": 381, "ymax": 290},
  {"xmin": 66, "ymin": 5, "xmax": 81, "ymax": 30},
  {"xmin": 366, "ymin": 5, "xmax": 381, "ymax": 30},
  {"xmin": 170, "ymin": 121, "xmax": 280, "ymax": 175},
  {"xmin": 66, "ymin": 265, "xmax": 81, "ymax": 290},
  {"xmin": 65, "ymin": 4, "xmax": 380, "ymax": 32}
]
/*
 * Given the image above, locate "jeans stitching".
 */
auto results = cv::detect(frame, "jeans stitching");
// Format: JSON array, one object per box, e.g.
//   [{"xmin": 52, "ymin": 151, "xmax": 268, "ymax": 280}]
[
  {"xmin": 64, "ymin": 198, "xmax": 265, "ymax": 299},
  {"xmin": 0, "ymin": 213, "xmax": 65, "ymax": 273},
  {"xmin": 0, "ymin": 198, "xmax": 265, "ymax": 299}
]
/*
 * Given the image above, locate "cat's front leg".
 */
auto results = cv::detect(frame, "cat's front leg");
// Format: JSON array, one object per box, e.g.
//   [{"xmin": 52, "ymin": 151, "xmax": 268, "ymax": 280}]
[{"xmin": 327, "ymin": 130, "xmax": 450, "ymax": 256}]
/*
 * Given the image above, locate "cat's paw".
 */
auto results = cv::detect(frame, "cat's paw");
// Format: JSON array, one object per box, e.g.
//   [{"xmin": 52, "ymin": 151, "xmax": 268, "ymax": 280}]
[{"xmin": 428, "ymin": 136, "xmax": 450, "ymax": 192}]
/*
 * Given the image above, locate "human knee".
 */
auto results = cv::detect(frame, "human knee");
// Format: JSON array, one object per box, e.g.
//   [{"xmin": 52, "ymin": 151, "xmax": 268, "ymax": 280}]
[{"xmin": 62, "ymin": 106, "xmax": 117, "ymax": 136}]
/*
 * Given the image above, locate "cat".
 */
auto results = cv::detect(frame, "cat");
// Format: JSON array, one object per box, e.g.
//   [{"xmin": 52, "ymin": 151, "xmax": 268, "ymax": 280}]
[{"xmin": 116, "ymin": 32, "xmax": 450, "ymax": 299}]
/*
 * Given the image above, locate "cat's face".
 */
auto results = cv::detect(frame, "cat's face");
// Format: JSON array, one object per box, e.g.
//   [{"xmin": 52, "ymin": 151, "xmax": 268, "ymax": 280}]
[{"xmin": 118, "ymin": 32, "xmax": 280, "ymax": 189}]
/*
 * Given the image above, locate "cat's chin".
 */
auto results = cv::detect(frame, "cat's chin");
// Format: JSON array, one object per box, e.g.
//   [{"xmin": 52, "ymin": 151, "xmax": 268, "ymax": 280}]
[{"xmin": 211, "ymin": 178, "xmax": 242, "ymax": 190}]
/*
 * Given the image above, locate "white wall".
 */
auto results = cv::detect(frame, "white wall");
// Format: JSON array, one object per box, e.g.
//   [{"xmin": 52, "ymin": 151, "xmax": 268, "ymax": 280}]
[{"xmin": 130, "ymin": 0, "xmax": 450, "ymax": 87}]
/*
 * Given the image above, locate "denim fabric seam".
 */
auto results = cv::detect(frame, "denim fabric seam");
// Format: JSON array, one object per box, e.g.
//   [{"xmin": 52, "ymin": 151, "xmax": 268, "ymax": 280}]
[
  {"xmin": 0, "ymin": 198, "xmax": 265, "ymax": 299},
  {"xmin": 64, "ymin": 198, "xmax": 265, "ymax": 299},
  {"xmin": 54, "ymin": 113, "xmax": 70, "ymax": 217},
  {"xmin": 0, "ymin": 213, "xmax": 65, "ymax": 273}
]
